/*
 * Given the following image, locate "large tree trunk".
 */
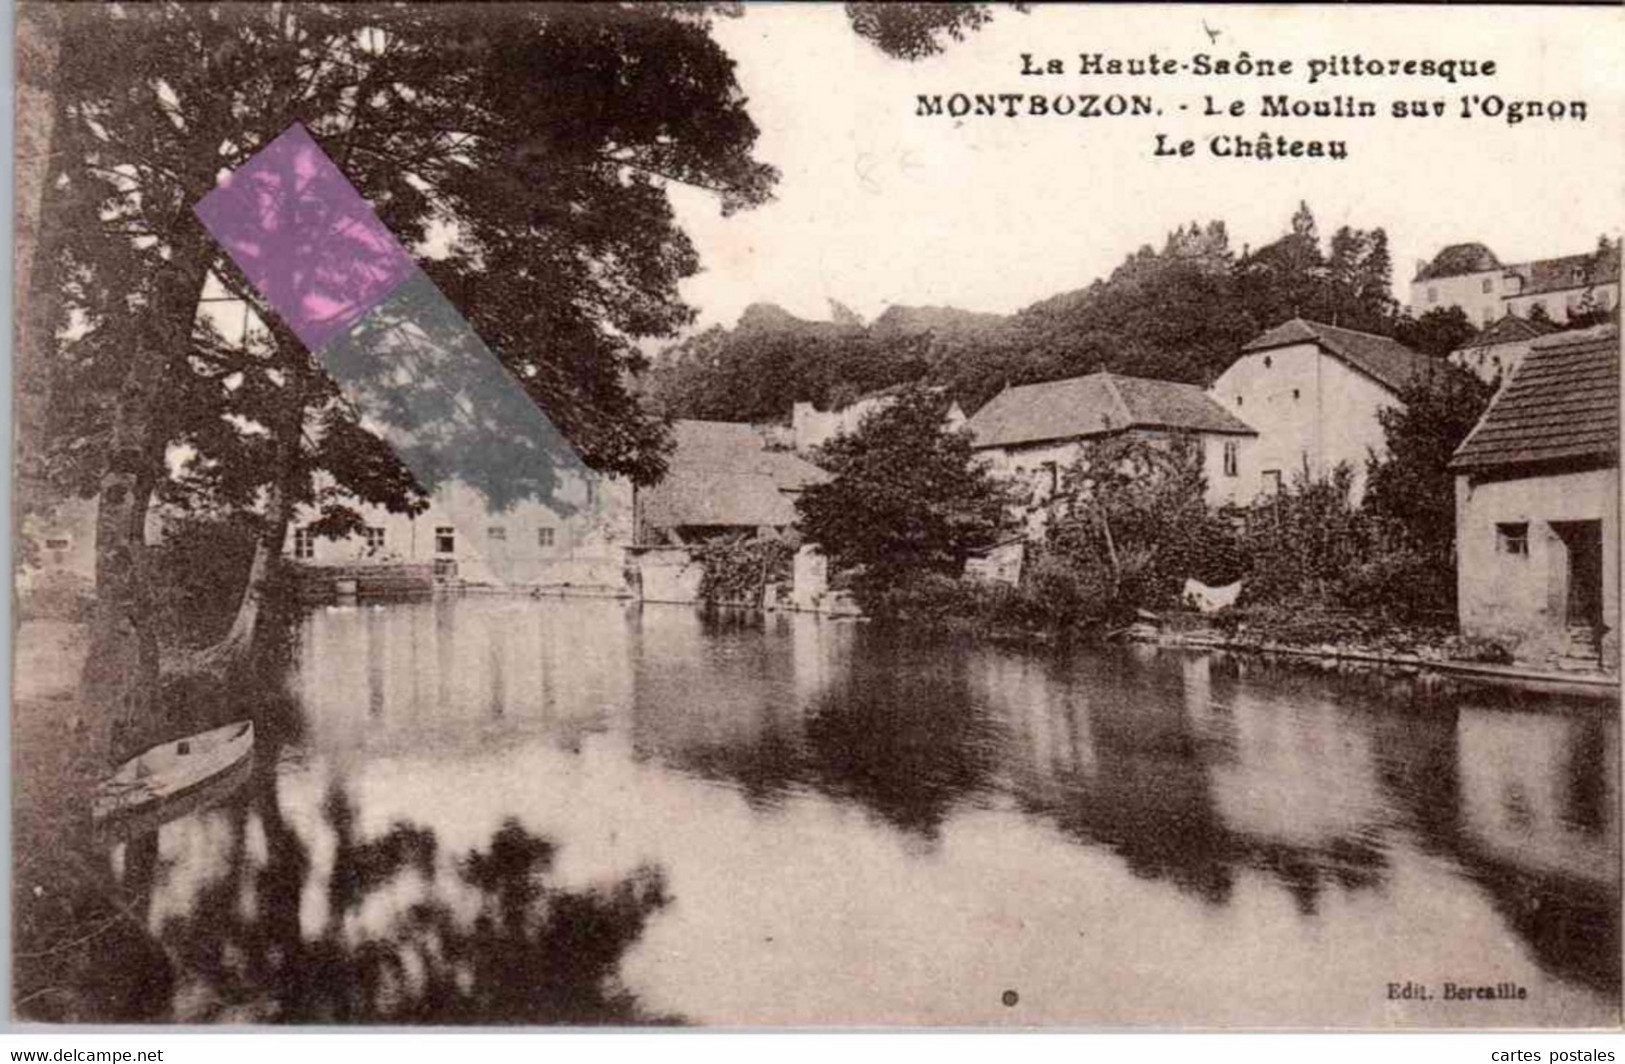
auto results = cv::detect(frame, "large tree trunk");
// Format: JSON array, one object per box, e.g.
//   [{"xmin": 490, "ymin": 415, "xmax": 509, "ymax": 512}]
[
  {"xmin": 190, "ymin": 324, "xmax": 307, "ymax": 675},
  {"xmin": 12, "ymin": 4, "xmax": 64, "ymax": 540},
  {"xmin": 194, "ymin": 477, "xmax": 293, "ymax": 673},
  {"xmin": 80, "ymin": 231, "xmax": 211, "ymax": 767}
]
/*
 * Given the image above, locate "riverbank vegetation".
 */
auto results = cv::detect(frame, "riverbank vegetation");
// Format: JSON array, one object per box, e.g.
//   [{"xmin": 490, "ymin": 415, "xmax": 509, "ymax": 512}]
[
  {"xmin": 795, "ymin": 364, "xmax": 1502, "ymax": 653},
  {"xmin": 697, "ymin": 537, "xmax": 796, "ymax": 608}
]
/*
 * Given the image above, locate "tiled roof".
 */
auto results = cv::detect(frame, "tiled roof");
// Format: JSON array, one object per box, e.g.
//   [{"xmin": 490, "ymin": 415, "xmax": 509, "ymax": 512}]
[
  {"xmin": 1243, "ymin": 318, "xmax": 1436, "ymax": 393},
  {"xmin": 1450, "ymin": 325, "xmax": 1619, "ymax": 472},
  {"xmin": 1415, "ymin": 242, "xmax": 1502, "ymax": 282},
  {"xmin": 967, "ymin": 372, "xmax": 1254, "ymax": 450},
  {"xmin": 1111, "ymin": 375, "xmax": 1257, "ymax": 434},
  {"xmin": 1456, "ymin": 313, "xmax": 1559, "ymax": 351},
  {"xmin": 638, "ymin": 470, "xmax": 798, "ymax": 529},
  {"xmin": 666, "ymin": 420, "xmax": 828, "ymax": 490},
  {"xmin": 640, "ymin": 420, "xmax": 828, "ymax": 529},
  {"xmin": 1504, "ymin": 246, "xmax": 1622, "ymax": 298}
]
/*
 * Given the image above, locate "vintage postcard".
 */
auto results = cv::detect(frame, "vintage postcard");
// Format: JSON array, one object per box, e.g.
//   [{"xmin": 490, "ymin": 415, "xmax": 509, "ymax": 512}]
[{"xmin": 11, "ymin": 2, "xmax": 1622, "ymax": 1029}]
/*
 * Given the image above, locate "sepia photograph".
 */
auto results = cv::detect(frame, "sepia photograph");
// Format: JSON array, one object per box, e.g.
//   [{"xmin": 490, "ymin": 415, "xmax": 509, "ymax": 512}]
[{"xmin": 9, "ymin": 1, "xmax": 1623, "ymax": 1031}]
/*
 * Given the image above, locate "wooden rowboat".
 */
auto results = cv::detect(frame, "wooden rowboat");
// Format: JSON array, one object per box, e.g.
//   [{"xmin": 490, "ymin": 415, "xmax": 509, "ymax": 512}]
[{"xmin": 93, "ymin": 720, "xmax": 255, "ymax": 839}]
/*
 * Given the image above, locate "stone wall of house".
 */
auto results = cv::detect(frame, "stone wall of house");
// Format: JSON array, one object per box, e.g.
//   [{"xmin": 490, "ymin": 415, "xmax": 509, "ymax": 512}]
[
  {"xmin": 286, "ymin": 476, "xmax": 634, "ymax": 590},
  {"xmin": 977, "ymin": 429, "xmax": 1253, "ymax": 532},
  {"xmin": 1504, "ymin": 282, "xmax": 1619, "ymax": 324},
  {"xmin": 1200, "ymin": 433, "xmax": 1254, "ymax": 508},
  {"xmin": 1450, "ymin": 339, "xmax": 1536, "ymax": 388},
  {"xmin": 1411, "ymin": 269, "xmax": 1504, "ymax": 328},
  {"xmin": 631, "ymin": 547, "xmax": 706, "ymax": 604},
  {"xmin": 1210, "ymin": 341, "xmax": 1399, "ymax": 504},
  {"xmin": 1455, "ymin": 467, "xmax": 1620, "ymax": 668},
  {"xmin": 792, "ymin": 400, "xmax": 880, "ymax": 452}
]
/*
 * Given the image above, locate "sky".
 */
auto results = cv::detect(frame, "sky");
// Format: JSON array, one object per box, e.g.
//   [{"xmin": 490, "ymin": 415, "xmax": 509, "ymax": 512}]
[{"xmin": 666, "ymin": 4, "xmax": 1625, "ymax": 331}]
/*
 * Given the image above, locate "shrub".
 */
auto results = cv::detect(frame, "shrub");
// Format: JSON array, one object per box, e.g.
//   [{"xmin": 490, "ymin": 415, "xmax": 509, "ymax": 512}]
[
  {"xmin": 1340, "ymin": 546, "xmax": 1456, "ymax": 624},
  {"xmin": 1234, "ymin": 464, "xmax": 1380, "ymax": 607},
  {"xmin": 1019, "ymin": 550, "xmax": 1112, "ymax": 630},
  {"xmin": 1045, "ymin": 433, "xmax": 1242, "ymax": 619},
  {"xmin": 696, "ymin": 537, "xmax": 795, "ymax": 606}
]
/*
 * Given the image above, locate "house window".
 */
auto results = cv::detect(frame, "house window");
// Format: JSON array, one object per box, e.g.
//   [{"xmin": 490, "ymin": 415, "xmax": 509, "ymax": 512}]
[
  {"xmin": 363, "ymin": 527, "xmax": 385, "ymax": 555},
  {"xmin": 1261, "ymin": 470, "xmax": 1283, "ymax": 495},
  {"xmin": 1292, "ymin": 388, "xmax": 1301, "ymax": 400},
  {"xmin": 294, "ymin": 527, "xmax": 315, "ymax": 560},
  {"xmin": 1263, "ymin": 355, "xmax": 1273, "ymax": 369},
  {"xmin": 1496, "ymin": 522, "xmax": 1529, "ymax": 557},
  {"xmin": 435, "ymin": 526, "xmax": 456, "ymax": 554},
  {"xmin": 1236, "ymin": 395, "xmax": 1244, "ymax": 407},
  {"xmin": 1482, "ymin": 278, "xmax": 1494, "ymax": 294},
  {"xmin": 487, "ymin": 526, "xmax": 507, "ymax": 542},
  {"xmin": 1222, "ymin": 440, "xmax": 1238, "ymax": 478},
  {"xmin": 1483, "ymin": 307, "xmax": 1494, "ymax": 325},
  {"xmin": 1427, "ymin": 286, "xmax": 1437, "ymax": 304},
  {"xmin": 44, "ymin": 537, "xmax": 70, "ymax": 551},
  {"xmin": 1041, "ymin": 461, "xmax": 1059, "ymax": 496},
  {"xmin": 537, "ymin": 527, "xmax": 555, "ymax": 548}
]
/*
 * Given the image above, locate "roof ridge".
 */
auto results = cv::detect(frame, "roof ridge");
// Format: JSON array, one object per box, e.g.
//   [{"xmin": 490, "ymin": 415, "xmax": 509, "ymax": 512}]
[
  {"xmin": 1100, "ymin": 373, "xmax": 1134, "ymax": 428},
  {"xmin": 1307, "ymin": 318, "xmax": 1403, "ymax": 343}
]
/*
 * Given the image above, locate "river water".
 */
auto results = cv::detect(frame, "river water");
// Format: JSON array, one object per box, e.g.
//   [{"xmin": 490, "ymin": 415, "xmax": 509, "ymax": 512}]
[{"xmin": 129, "ymin": 596, "xmax": 1620, "ymax": 1026}]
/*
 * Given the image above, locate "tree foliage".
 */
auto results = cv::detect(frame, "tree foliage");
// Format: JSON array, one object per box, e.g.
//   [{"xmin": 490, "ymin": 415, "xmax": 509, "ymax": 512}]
[
  {"xmin": 47, "ymin": 2, "xmax": 778, "ymax": 496},
  {"xmin": 1234, "ymin": 465, "xmax": 1379, "ymax": 608},
  {"xmin": 1362, "ymin": 364, "xmax": 1496, "ymax": 615},
  {"xmin": 1045, "ymin": 433, "xmax": 1243, "ymax": 616},
  {"xmin": 844, "ymin": 3, "xmax": 1024, "ymax": 60},
  {"xmin": 1392, "ymin": 306, "xmax": 1479, "ymax": 358},
  {"xmin": 794, "ymin": 386, "xmax": 1013, "ymax": 606},
  {"xmin": 1566, "ymin": 235, "xmax": 1623, "ymax": 329}
]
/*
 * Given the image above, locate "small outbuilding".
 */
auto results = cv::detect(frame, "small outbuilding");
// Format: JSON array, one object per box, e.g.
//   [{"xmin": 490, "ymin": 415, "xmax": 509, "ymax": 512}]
[
  {"xmin": 635, "ymin": 420, "xmax": 829, "ymax": 545},
  {"xmin": 1449, "ymin": 324, "xmax": 1619, "ymax": 670}
]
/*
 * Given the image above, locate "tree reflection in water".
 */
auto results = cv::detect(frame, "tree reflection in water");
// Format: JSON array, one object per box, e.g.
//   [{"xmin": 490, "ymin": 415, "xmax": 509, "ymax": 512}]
[
  {"xmin": 149, "ymin": 738, "xmax": 679, "ymax": 1025},
  {"xmin": 636, "ymin": 622, "xmax": 1010, "ymax": 842},
  {"xmin": 799, "ymin": 653, "xmax": 1009, "ymax": 841}
]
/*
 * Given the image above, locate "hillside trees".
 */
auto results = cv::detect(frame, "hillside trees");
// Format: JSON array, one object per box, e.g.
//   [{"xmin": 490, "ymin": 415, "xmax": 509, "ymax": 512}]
[
  {"xmin": 1393, "ymin": 306, "xmax": 1479, "ymax": 358},
  {"xmin": 646, "ymin": 204, "xmax": 1420, "ymax": 424}
]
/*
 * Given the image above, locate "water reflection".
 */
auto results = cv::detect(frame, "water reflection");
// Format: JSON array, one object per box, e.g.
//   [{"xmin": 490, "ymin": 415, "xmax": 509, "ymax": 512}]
[
  {"xmin": 125, "ymin": 599, "xmax": 1619, "ymax": 1026},
  {"xmin": 629, "ymin": 619, "xmax": 1008, "ymax": 839},
  {"xmin": 130, "ymin": 723, "xmax": 676, "ymax": 1024}
]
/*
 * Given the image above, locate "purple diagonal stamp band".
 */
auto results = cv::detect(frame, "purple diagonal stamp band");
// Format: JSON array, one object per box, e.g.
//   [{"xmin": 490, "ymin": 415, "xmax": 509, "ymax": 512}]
[
  {"xmin": 194, "ymin": 123, "xmax": 591, "ymax": 584},
  {"xmin": 195, "ymin": 124, "xmax": 418, "ymax": 353}
]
